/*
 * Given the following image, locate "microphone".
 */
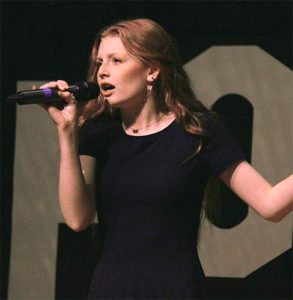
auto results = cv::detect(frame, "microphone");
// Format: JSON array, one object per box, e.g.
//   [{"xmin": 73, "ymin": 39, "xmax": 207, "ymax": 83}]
[{"xmin": 7, "ymin": 81, "xmax": 100, "ymax": 105}]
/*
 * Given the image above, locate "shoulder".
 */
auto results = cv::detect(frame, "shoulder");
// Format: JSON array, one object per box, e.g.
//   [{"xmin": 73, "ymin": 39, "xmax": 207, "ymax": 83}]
[
  {"xmin": 201, "ymin": 111, "xmax": 225, "ymax": 133},
  {"xmin": 201, "ymin": 112, "xmax": 236, "ymax": 145},
  {"xmin": 79, "ymin": 115, "xmax": 120, "ymax": 139},
  {"xmin": 200, "ymin": 112, "xmax": 246, "ymax": 176},
  {"xmin": 78, "ymin": 115, "xmax": 121, "ymax": 157}
]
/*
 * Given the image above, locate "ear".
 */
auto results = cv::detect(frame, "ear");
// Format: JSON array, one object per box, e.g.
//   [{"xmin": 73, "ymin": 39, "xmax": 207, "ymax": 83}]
[{"xmin": 147, "ymin": 64, "xmax": 160, "ymax": 82}]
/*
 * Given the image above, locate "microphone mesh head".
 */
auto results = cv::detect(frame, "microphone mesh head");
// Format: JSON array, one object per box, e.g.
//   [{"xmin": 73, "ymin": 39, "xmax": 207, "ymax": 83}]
[{"xmin": 73, "ymin": 81, "xmax": 100, "ymax": 101}]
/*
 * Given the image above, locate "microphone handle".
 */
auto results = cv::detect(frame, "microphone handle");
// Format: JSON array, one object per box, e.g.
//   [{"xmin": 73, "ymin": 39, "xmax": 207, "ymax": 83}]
[{"xmin": 7, "ymin": 86, "xmax": 78, "ymax": 105}]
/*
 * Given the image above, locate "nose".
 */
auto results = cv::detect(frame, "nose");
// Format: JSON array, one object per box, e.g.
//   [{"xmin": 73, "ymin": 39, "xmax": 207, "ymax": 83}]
[{"xmin": 98, "ymin": 62, "xmax": 110, "ymax": 79}]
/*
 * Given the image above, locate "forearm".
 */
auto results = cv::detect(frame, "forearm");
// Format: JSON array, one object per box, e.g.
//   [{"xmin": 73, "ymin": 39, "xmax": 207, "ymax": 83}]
[
  {"xmin": 221, "ymin": 162, "xmax": 293, "ymax": 222},
  {"xmin": 58, "ymin": 127, "xmax": 95, "ymax": 231}
]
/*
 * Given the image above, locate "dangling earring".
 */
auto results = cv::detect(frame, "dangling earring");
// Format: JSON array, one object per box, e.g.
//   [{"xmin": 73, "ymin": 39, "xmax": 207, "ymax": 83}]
[
  {"xmin": 145, "ymin": 75, "xmax": 156, "ymax": 102},
  {"xmin": 147, "ymin": 75, "xmax": 154, "ymax": 92},
  {"xmin": 147, "ymin": 84, "xmax": 153, "ymax": 91}
]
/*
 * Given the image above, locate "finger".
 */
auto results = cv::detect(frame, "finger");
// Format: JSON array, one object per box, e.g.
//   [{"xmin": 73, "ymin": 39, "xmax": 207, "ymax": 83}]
[
  {"xmin": 39, "ymin": 80, "xmax": 69, "ymax": 90},
  {"xmin": 47, "ymin": 104, "xmax": 65, "ymax": 117},
  {"xmin": 59, "ymin": 91, "xmax": 77, "ymax": 106},
  {"xmin": 56, "ymin": 80, "xmax": 69, "ymax": 91},
  {"xmin": 39, "ymin": 81, "xmax": 58, "ymax": 89}
]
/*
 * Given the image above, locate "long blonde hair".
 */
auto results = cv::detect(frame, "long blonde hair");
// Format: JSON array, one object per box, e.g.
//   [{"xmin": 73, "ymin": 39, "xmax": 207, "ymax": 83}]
[{"xmin": 82, "ymin": 18, "xmax": 209, "ymax": 136}]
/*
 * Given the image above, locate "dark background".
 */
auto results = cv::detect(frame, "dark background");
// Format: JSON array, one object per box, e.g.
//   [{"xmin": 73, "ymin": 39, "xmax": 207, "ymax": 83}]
[{"xmin": 1, "ymin": 1, "xmax": 292, "ymax": 299}]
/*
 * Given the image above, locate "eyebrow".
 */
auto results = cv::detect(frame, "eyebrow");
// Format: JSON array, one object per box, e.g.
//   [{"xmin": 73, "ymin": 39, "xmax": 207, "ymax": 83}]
[{"xmin": 96, "ymin": 53, "xmax": 120, "ymax": 61}]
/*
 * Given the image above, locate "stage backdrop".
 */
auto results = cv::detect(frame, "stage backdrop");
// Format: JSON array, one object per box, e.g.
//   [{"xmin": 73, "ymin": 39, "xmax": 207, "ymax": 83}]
[
  {"xmin": 8, "ymin": 46, "xmax": 292, "ymax": 299},
  {"xmin": 2, "ymin": 2, "xmax": 292, "ymax": 300}
]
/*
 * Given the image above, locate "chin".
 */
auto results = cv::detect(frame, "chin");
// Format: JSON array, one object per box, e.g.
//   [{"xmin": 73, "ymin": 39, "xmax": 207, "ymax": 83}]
[
  {"xmin": 106, "ymin": 98, "xmax": 118, "ymax": 106},
  {"xmin": 106, "ymin": 97, "xmax": 130, "ymax": 109}
]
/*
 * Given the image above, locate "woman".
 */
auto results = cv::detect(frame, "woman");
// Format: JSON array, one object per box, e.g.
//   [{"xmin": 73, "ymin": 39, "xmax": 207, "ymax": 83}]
[{"xmin": 41, "ymin": 18, "xmax": 293, "ymax": 299}]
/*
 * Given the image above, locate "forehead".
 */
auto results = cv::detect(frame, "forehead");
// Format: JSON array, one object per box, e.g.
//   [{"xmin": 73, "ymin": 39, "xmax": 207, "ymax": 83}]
[{"xmin": 97, "ymin": 36, "xmax": 128, "ymax": 57}]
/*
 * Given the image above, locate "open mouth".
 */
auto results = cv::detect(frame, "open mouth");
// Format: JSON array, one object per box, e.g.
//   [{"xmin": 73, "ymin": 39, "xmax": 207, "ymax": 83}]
[{"xmin": 101, "ymin": 83, "xmax": 115, "ymax": 92}]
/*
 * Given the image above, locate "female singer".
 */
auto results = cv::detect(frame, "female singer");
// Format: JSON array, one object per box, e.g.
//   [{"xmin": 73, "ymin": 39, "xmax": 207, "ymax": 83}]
[{"xmin": 40, "ymin": 18, "xmax": 293, "ymax": 299}]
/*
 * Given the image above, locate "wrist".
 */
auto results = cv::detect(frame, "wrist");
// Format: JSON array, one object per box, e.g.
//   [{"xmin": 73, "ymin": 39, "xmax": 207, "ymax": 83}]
[
  {"xmin": 57, "ymin": 122, "xmax": 78, "ymax": 134},
  {"xmin": 57, "ymin": 124, "xmax": 79, "ymax": 146}
]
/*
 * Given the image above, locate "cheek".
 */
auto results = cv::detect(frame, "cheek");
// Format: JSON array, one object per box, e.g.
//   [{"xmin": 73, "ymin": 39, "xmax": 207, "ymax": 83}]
[
  {"xmin": 124, "ymin": 68, "xmax": 147, "ymax": 91},
  {"xmin": 124, "ymin": 65, "xmax": 147, "ymax": 87}
]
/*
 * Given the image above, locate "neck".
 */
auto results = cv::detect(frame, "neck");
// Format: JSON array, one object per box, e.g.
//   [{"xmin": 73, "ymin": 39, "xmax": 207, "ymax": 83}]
[
  {"xmin": 119, "ymin": 96, "xmax": 175, "ymax": 135},
  {"xmin": 120, "ymin": 97, "xmax": 161, "ymax": 129},
  {"xmin": 121, "ymin": 109, "xmax": 176, "ymax": 136},
  {"xmin": 122, "ymin": 110, "xmax": 162, "ymax": 129}
]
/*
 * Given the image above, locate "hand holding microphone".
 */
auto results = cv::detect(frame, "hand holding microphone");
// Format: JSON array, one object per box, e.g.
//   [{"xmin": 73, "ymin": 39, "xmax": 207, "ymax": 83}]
[
  {"xmin": 8, "ymin": 80, "xmax": 100, "ymax": 129},
  {"xmin": 7, "ymin": 81, "xmax": 100, "ymax": 105}
]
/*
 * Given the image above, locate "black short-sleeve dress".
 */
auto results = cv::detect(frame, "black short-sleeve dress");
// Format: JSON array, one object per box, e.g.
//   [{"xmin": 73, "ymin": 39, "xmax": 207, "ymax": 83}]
[{"xmin": 78, "ymin": 113, "xmax": 245, "ymax": 299}]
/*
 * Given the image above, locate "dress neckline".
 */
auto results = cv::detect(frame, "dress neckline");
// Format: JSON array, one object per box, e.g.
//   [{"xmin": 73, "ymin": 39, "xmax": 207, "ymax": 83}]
[{"xmin": 120, "ymin": 119, "xmax": 176, "ymax": 139}]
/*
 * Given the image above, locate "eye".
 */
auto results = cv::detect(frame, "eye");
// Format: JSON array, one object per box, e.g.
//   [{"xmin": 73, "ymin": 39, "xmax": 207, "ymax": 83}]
[
  {"xmin": 112, "ymin": 57, "xmax": 122, "ymax": 64},
  {"xmin": 96, "ymin": 60, "xmax": 102, "ymax": 68}
]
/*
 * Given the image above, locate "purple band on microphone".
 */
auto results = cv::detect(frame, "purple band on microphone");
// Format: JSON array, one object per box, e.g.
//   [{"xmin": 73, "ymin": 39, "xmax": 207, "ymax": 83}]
[{"xmin": 44, "ymin": 88, "xmax": 52, "ymax": 98}]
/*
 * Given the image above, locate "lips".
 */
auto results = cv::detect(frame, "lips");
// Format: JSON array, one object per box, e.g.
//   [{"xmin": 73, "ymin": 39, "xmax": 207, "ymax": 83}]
[{"xmin": 100, "ymin": 82, "xmax": 115, "ymax": 96}]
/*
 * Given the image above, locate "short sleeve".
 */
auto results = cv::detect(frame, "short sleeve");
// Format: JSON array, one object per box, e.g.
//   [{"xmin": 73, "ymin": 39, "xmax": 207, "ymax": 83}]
[
  {"xmin": 202, "ymin": 115, "xmax": 245, "ymax": 177},
  {"xmin": 78, "ymin": 118, "xmax": 110, "ymax": 158}
]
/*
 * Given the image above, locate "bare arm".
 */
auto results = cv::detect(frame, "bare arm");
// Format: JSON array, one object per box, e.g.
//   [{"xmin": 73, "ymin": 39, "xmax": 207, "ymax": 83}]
[
  {"xmin": 40, "ymin": 80, "xmax": 97, "ymax": 231},
  {"xmin": 220, "ymin": 161, "xmax": 293, "ymax": 222},
  {"xmin": 58, "ymin": 126, "xmax": 96, "ymax": 231}
]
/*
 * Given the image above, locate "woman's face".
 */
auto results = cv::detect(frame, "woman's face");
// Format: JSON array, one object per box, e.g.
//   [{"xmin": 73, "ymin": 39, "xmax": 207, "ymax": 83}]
[{"xmin": 96, "ymin": 36, "xmax": 151, "ymax": 109}]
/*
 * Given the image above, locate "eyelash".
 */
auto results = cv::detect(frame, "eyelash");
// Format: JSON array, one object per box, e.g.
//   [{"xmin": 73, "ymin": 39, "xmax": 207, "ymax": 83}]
[
  {"xmin": 96, "ymin": 57, "xmax": 122, "ymax": 68},
  {"xmin": 112, "ymin": 57, "xmax": 122, "ymax": 64}
]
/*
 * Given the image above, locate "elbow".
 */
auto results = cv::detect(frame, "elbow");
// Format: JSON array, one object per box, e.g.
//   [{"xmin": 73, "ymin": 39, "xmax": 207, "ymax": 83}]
[
  {"xmin": 264, "ymin": 214, "xmax": 284, "ymax": 223},
  {"xmin": 66, "ymin": 219, "xmax": 91, "ymax": 232},
  {"xmin": 261, "ymin": 209, "xmax": 285, "ymax": 223},
  {"xmin": 258, "ymin": 195, "xmax": 289, "ymax": 222},
  {"xmin": 70, "ymin": 224, "xmax": 88, "ymax": 232}
]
